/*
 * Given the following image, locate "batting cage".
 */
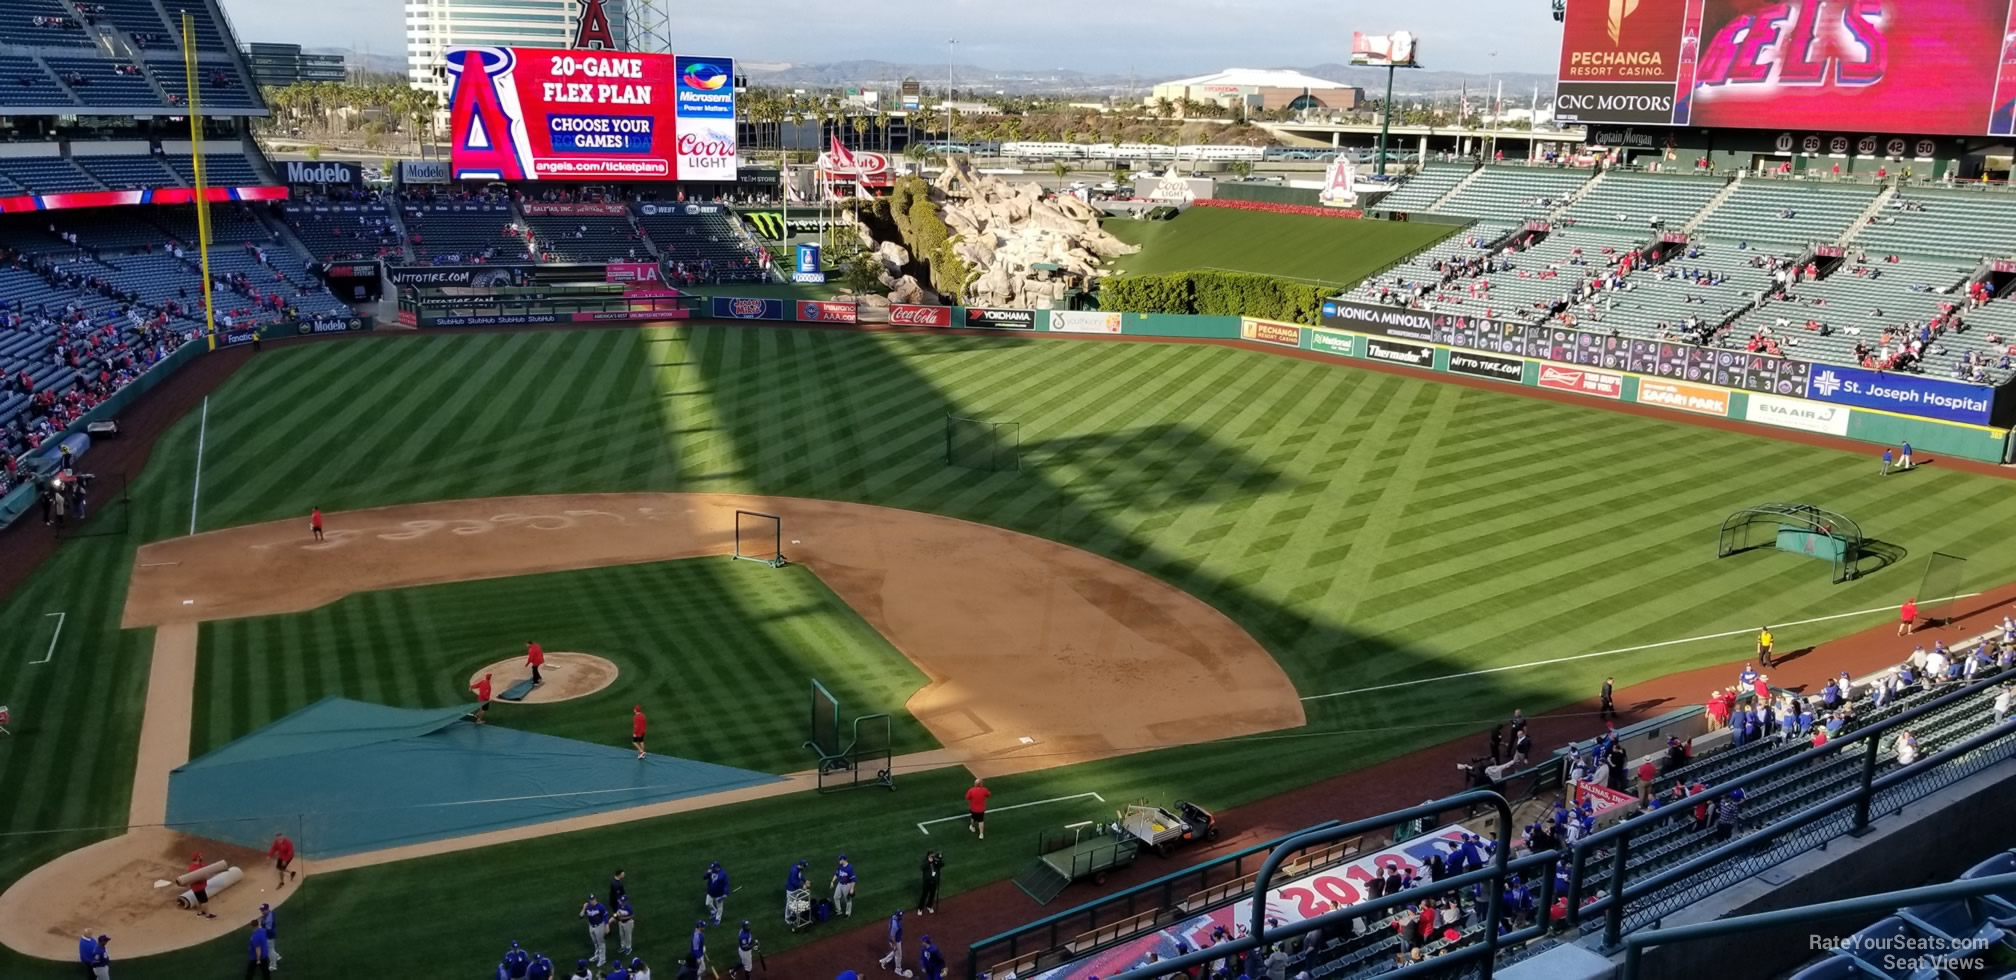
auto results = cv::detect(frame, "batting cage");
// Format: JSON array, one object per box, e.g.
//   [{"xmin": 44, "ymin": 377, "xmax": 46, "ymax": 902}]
[
  {"xmin": 1915, "ymin": 552, "xmax": 1970, "ymax": 628},
  {"xmin": 1717, "ymin": 502, "xmax": 1863, "ymax": 583},
  {"xmin": 946, "ymin": 414, "xmax": 1021, "ymax": 472},
  {"xmin": 733, "ymin": 510, "xmax": 787, "ymax": 567},
  {"xmin": 804, "ymin": 678, "xmax": 894, "ymax": 793}
]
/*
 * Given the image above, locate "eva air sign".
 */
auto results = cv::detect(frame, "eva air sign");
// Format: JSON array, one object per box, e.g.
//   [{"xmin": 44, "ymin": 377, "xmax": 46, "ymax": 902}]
[{"xmin": 1803, "ymin": 365, "xmax": 1993, "ymax": 426}]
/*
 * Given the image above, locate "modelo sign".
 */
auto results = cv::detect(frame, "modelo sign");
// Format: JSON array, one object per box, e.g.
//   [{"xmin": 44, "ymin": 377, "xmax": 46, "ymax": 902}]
[
  {"xmin": 399, "ymin": 160, "xmax": 450, "ymax": 184},
  {"xmin": 283, "ymin": 160, "xmax": 363, "ymax": 187},
  {"xmin": 890, "ymin": 304, "xmax": 951, "ymax": 327},
  {"xmin": 1804, "ymin": 365, "xmax": 1993, "ymax": 426}
]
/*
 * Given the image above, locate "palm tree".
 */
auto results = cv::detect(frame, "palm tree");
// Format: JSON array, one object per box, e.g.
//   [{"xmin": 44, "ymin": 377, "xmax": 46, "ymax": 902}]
[
  {"xmin": 874, "ymin": 113, "xmax": 890, "ymax": 154},
  {"xmin": 1050, "ymin": 160, "xmax": 1070, "ymax": 181},
  {"xmin": 1153, "ymin": 96, "xmax": 1173, "ymax": 120},
  {"xmin": 851, "ymin": 114, "xmax": 869, "ymax": 150}
]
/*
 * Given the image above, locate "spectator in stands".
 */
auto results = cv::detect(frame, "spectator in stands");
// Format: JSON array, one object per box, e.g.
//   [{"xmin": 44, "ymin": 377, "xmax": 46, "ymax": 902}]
[
  {"xmin": 1893, "ymin": 730, "xmax": 1920, "ymax": 765},
  {"xmin": 1713, "ymin": 788, "xmax": 1744, "ymax": 841}
]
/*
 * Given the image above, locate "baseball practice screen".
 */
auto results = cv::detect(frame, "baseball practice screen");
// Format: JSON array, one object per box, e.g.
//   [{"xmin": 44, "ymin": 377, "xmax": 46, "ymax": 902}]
[
  {"xmin": 1555, "ymin": 0, "xmax": 2016, "ymax": 136},
  {"xmin": 445, "ymin": 47, "xmax": 738, "ymax": 181}
]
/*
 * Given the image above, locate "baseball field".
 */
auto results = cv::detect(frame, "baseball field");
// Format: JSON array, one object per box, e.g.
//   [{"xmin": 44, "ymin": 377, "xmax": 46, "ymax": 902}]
[
  {"xmin": 4, "ymin": 323, "xmax": 2016, "ymax": 977},
  {"xmin": 1101, "ymin": 206, "xmax": 1454, "ymax": 286}
]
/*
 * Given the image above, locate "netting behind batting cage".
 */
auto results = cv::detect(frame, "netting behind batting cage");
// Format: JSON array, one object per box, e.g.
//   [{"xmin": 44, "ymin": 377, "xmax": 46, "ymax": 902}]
[
  {"xmin": 732, "ymin": 510, "xmax": 786, "ymax": 567},
  {"xmin": 945, "ymin": 414, "xmax": 1021, "ymax": 472},
  {"xmin": 1916, "ymin": 552, "xmax": 1969, "ymax": 628},
  {"xmin": 807, "ymin": 679, "xmax": 840, "ymax": 761},
  {"xmin": 1716, "ymin": 502, "xmax": 1862, "ymax": 584}
]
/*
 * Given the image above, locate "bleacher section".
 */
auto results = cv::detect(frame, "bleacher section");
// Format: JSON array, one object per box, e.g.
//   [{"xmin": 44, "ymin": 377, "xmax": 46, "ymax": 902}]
[
  {"xmin": 1782, "ymin": 849, "xmax": 2016, "ymax": 979},
  {"xmin": 156, "ymin": 0, "xmax": 230, "ymax": 48},
  {"xmin": 0, "ymin": 53, "xmax": 76, "ymax": 105},
  {"xmin": 0, "ymin": 157, "xmax": 98, "ymax": 194},
  {"xmin": 149, "ymin": 56, "xmax": 259, "ymax": 110},
  {"xmin": 1693, "ymin": 179, "xmax": 1877, "ymax": 246},
  {"xmin": 1376, "ymin": 164, "xmax": 1473, "ymax": 213},
  {"xmin": 400, "ymin": 201, "xmax": 523, "ymax": 262},
  {"xmin": 167, "ymin": 152, "xmax": 259, "ymax": 187},
  {"xmin": 520, "ymin": 209, "xmax": 641, "ymax": 264},
  {"xmin": 1429, "ymin": 166, "xmax": 1593, "ymax": 221},
  {"xmin": 283, "ymin": 203, "xmax": 402, "ymax": 262},
  {"xmin": 76, "ymin": 154, "xmax": 178, "ymax": 190},
  {"xmin": 631, "ymin": 203, "xmax": 768, "ymax": 282},
  {"xmin": 1560, "ymin": 172, "xmax": 1726, "ymax": 231},
  {"xmin": 1856, "ymin": 186, "xmax": 2016, "ymax": 259},
  {"xmin": 0, "ymin": 0, "xmax": 93, "ymax": 46},
  {"xmin": 1725, "ymin": 257, "xmax": 2000, "ymax": 379},
  {"xmin": 43, "ymin": 56, "xmax": 161, "ymax": 107}
]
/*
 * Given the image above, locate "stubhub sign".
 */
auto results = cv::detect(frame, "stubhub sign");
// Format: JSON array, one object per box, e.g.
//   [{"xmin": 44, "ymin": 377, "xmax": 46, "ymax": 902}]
[{"xmin": 1803, "ymin": 365, "xmax": 1994, "ymax": 426}]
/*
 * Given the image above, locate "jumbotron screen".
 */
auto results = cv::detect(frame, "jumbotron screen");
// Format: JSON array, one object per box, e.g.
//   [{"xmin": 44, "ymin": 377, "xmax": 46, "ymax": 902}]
[
  {"xmin": 1555, "ymin": 0, "xmax": 2016, "ymax": 136},
  {"xmin": 445, "ymin": 47, "xmax": 737, "ymax": 181}
]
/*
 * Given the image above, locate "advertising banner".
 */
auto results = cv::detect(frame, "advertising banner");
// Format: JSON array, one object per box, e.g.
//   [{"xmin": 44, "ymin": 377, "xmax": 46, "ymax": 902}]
[
  {"xmin": 1637, "ymin": 379, "xmax": 1731, "ymax": 417},
  {"xmin": 796, "ymin": 299, "xmax": 858, "ymax": 324},
  {"xmin": 1027, "ymin": 824, "xmax": 1476, "ymax": 980},
  {"xmin": 1746, "ymin": 392, "xmax": 1852, "ymax": 436},
  {"xmin": 890, "ymin": 304, "xmax": 952, "ymax": 327},
  {"xmin": 1803, "ymin": 365, "xmax": 1994, "ymax": 426},
  {"xmin": 792, "ymin": 242, "xmax": 826, "ymax": 284},
  {"xmin": 964, "ymin": 307, "xmax": 1036, "ymax": 330},
  {"xmin": 603, "ymin": 261, "xmax": 660, "ymax": 284},
  {"xmin": 282, "ymin": 160, "xmax": 364, "ymax": 187},
  {"xmin": 387, "ymin": 264, "xmax": 531, "ymax": 288},
  {"xmin": 1364, "ymin": 337, "xmax": 1434, "ymax": 368},
  {"xmin": 1554, "ymin": 0, "xmax": 2016, "ymax": 137},
  {"xmin": 1048, "ymin": 311, "xmax": 1123, "ymax": 334},
  {"xmin": 1537, "ymin": 364, "xmax": 1624, "ymax": 399},
  {"xmin": 709, "ymin": 296, "xmax": 785, "ymax": 321},
  {"xmin": 672, "ymin": 56, "xmax": 738, "ymax": 182},
  {"xmin": 0, "ymin": 185, "xmax": 288, "ymax": 214},
  {"xmin": 1239, "ymin": 318, "xmax": 1303, "ymax": 349},
  {"xmin": 447, "ymin": 47, "xmax": 737, "ymax": 181},
  {"xmin": 1321, "ymin": 299, "xmax": 1437, "ymax": 342},
  {"xmin": 1447, "ymin": 349, "xmax": 1525, "ymax": 382},
  {"xmin": 399, "ymin": 160, "xmax": 451, "ymax": 184},
  {"xmin": 520, "ymin": 202, "xmax": 630, "ymax": 216},
  {"xmin": 1309, "ymin": 329, "xmax": 1357, "ymax": 359}
]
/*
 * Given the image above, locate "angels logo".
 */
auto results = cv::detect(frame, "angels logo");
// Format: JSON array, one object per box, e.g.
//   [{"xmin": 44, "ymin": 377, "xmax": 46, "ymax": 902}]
[
  {"xmin": 445, "ymin": 47, "xmax": 531, "ymax": 181},
  {"xmin": 572, "ymin": 0, "xmax": 616, "ymax": 50}
]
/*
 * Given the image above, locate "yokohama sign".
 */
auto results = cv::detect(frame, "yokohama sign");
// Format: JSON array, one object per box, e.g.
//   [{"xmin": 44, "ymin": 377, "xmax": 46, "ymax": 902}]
[
  {"xmin": 1536, "ymin": 364, "xmax": 1623, "ymax": 399},
  {"xmin": 890, "ymin": 304, "xmax": 952, "ymax": 327}
]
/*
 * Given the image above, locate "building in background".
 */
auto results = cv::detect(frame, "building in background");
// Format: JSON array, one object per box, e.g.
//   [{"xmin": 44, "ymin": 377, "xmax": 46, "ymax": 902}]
[
  {"xmin": 1149, "ymin": 68, "xmax": 1364, "ymax": 115},
  {"xmin": 403, "ymin": 0, "xmax": 629, "ymax": 108},
  {"xmin": 244, "ymin": 42, "xmax": 347, "ymax": 87}
]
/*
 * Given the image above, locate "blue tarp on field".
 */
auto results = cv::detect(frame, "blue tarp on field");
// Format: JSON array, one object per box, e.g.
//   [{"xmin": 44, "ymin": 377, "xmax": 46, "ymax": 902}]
[{"xmin": 167, "ymin": 698, "xmax": 783, "ymax": 857}]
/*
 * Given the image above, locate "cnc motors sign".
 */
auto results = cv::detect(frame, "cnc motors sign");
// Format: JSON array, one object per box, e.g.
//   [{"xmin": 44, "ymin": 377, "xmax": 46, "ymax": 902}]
[
  {"xmin": 446, "ymin": 47, "xmax": 738, "ymax": 181},
  {"xmin": 1554, "ymin": 0, "xmax": 2016, "ymax": 136}
]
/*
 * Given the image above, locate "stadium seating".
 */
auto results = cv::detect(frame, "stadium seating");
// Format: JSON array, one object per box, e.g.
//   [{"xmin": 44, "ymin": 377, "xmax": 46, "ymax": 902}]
[
  {"xmin": 166, "ymin": 153, "xmax": 261, "ymax": 187},
  {"xmin": 400, "ymin": 201, "xmax": 523, "ymax": 262},
  {"xmin": 0, "ymin": 0, "xmax": 94, "ymax": 46},
  {"xmin": 1429, "ymin": 166, "xmax": 1593, "ymax": 222},
  {"xmin": 1559, "ymin": 172, "xmax": 1726, "ymax": 232},
  {"xmin": 43, "ymin": 56, "xmax": 162, "ymax": 107},
  {"xmin": 1725, "ymin": 256, "xmax": 2003, "ymax": 379},
  {"xmin": 520, "ymin": 211, "xmax": 643, "ymax": 264},
  {"xmin": 0, "ymin": 156, "xmax": 99, "ymax": 194},
  {"xmin": 155, "ymin": 0, "xmax": 230, "ymax": 48},
  {"xmin": 88, "ymin": 0, "xmax": 176, "ymax": 41},
  {"xmin": 1775, "ymin": 848, "xmax": 2016, "ymax": 978},
  {"xmin": 1376, "ymin": 163, "xmax": 1474, "ymax": 213},
  {"xmin": 282, "ymin": 203, "xmax": 402, "ymax": 262},
  {"xmin": 76, "ymin": 154, "xmax": 178, "ymax": 190},
  {"xmin": 148, "ymin": 55, "xmax": 259, "ymax": 110},
  {"xmin": 1692, "ymin": 179, "xmax": 1877, "ymax": 247},
  {"xmin": 631, "ymin": 204, "xmax": 768, "ymax": 282},
  {"xmin": 1855, "ymin": 186, "xmax": 2016, "ymax": 259},
  {"xmin": 0, "ymin": 54, "xmax": 77, "ymax": 105}
]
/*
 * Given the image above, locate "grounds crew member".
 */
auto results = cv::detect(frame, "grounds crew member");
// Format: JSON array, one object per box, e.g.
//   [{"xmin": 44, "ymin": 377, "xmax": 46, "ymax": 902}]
[{"xmin": 831, "ymin": 854, "xmax": 857, "ymax": 917}]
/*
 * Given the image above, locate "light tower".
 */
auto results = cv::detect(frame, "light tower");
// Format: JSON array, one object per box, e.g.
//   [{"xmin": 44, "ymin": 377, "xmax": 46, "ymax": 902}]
[{"xmin": 616, "ymin": 0, "xmax": 674, "ymax": 54}]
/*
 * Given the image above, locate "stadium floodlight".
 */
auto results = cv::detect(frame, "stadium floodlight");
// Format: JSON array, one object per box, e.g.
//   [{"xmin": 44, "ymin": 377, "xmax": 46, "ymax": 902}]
[
  {"xmin": 618, "ymin": 0, "xmax": 674, "ymax": 55},
  {"xmin": 1350, "ymin": 32, "xmax": 1423, "ymax": 177}
]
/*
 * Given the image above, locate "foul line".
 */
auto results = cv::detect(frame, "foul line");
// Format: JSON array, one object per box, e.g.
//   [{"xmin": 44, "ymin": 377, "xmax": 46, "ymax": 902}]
[
  {"xmin": 187, "ymin": 396, "xmax": 208, "ymax": 536},
  {"xmin": 1299, "ymin": 593, "xmax": 1986, "ymax": 703},
  {"xmin": 916, "ymin": 792, "xmax": 1105, "ymax": 835},
  {"xmin": 30, "ymin": 612, "xmax": 63, "ymax": 665}
]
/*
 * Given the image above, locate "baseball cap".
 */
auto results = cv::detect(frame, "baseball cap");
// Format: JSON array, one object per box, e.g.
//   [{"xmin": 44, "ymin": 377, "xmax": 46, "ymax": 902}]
[
  {"xmin": 696, "ymin": 918, "xmax": 708, "ymax": 928},
  {"xmin": 632, "ymin": 958, "xmax": 644, "ymax": 968}
]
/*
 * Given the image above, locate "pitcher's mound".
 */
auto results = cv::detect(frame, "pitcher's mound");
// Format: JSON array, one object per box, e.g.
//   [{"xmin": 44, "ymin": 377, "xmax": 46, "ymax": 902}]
[{"xmin": 467, "ymin": 653, "xmax": 618, "ymax": 704}]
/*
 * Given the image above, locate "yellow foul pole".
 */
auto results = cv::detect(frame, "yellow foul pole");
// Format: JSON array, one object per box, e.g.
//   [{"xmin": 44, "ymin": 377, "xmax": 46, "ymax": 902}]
[{"xmin": 182, "ymin": 13, "xmax": 218, "ymax": 350}]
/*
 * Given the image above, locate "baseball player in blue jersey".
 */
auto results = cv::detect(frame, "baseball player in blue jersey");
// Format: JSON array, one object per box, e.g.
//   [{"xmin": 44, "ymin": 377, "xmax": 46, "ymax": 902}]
[
  {"xmin": 736, "ymin": 921, "xmax": 757, "ymax": 977},
  {"xmin": 783, "ymin": 860, "xmax": 808, "ymax": 924},
  {"xmin": 497, "ymin": 959, "xmax": 512, "ymax": 980},
  {"xmin": 630, "ymin": 956, "xmax": 652, "ymax": 980},
  {"xmin": 703, "ymin": 862, "xmax": 730, "ymax": 925},
  {"xmin": 581, "ymin": 895, "xmax": 610, "ymax": 967},
  {"xmin": 920, "ymin": 935, "xmax": 946, "ymax": 980},
  {"xmin": 245, "ymin": 919, "xmax": 274, "ymax": 979},
  {"xmin": 504, "ymin": 941, "xmax": 531, "ymax": 979},
  {"xmin": 831, "ymin": 854, "xmax": 857, "ymax": 917},
  {"xmin": 567, "ymin": 958, "xmax": 593, "ymax": 980},
  {"xmin": 689, "ymin": 919, "xmax": 708, "ymax": 967},
  {"xmin": 257, "ymin": 903, "xmax": 280, "ymax": 969},
  {"xmin": 527, "ymin": 953, "xmax": 553, "ymax": 980},
  {"xmin": 877, "ymin": 909, "xmax": 912, "ymax": 977},
  {"xmin": 614, "ymin": 896, "xmax": 636, "ymax": 956},
  {"xmin": 606, "ymin": 961, "xmax": 630, "ymax": 980}
]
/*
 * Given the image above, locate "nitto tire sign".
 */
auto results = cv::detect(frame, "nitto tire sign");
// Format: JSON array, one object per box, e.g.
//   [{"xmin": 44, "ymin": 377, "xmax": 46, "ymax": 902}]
[
  {"xmin": 1447, "ymin": 350, "xmax": 1523, "ymax": 382},
  {"xmin": 1364, "ymin": 337, "xmax": 1433, "ymax": 368}
]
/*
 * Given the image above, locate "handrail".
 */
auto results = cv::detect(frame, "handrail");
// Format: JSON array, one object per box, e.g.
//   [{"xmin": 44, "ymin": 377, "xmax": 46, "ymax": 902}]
[
  {"xmin": 1620, "ymin": 871, "xmax": 2016, "ymax": 980},
  {"xmin": 1110, "ymin": 791, "xmax": 1514, "ymax": 980}
]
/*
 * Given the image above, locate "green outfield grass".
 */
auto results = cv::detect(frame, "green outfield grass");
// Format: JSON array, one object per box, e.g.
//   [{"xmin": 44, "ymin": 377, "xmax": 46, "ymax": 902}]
[
  {"xmin": 1102, "ymin": 207, "xmax": 1454, "ymax": 286},
  {"xmin": 7, "ymin": 325, "xmax": 2016, "ymax": 977},
  {"xmin": 193, "ymin": 559, "xmax": 938, "ymax": 771}
]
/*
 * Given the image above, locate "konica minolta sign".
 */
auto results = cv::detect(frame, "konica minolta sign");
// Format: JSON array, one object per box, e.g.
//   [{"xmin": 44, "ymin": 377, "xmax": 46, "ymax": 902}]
[
  {"xmin": 1320, "ymin": 299, "xmax": 1437, "ymax": 342},
  {"xmin": 283, "ymin": 160, "xmax": 364, "ymax": 187}
]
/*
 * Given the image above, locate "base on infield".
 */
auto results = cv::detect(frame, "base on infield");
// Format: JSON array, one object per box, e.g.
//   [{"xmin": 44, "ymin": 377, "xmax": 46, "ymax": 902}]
[{"xmin": 468, "ymin": 652, "xmax": 617, "ymax": 704}]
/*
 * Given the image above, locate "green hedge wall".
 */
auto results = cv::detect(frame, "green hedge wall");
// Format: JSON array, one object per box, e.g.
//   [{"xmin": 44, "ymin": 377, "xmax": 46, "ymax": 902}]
[{"xmin": 1099, "ymin": 271, "xmax": 1331, "ymax": 325}]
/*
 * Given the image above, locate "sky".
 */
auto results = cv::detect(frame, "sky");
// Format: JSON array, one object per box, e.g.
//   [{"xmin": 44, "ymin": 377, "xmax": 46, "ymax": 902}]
[{"xmin": 217, "ymin": 0, "xmax": 1563, "ymax": 76}]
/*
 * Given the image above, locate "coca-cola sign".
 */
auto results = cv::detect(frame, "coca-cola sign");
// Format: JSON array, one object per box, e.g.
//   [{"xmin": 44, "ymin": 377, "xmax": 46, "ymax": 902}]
[{"xmin": 890, "ymin": 304, "xmax": 951, "ymax": 327}]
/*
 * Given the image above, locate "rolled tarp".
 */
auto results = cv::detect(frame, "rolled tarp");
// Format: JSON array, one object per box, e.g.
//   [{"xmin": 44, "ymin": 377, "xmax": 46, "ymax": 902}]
[
  {"xmin": 176, "ymin": 866, "xmax": 243, "ymax": 908},
  {"xmin": 174, "ymin": 860, "xmax": 227, "ymax": 887}
]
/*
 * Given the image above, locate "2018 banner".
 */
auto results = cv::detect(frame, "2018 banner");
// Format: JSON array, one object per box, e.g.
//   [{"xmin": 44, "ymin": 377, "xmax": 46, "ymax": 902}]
[
  {"xmin": 521, "ymin": 202, "xmax": 630, "ymax": 216},
  {"xmin": 1803, "ymin": 365, "xmax": 1994, "ymax": 426},
  {"xmin": 709, "ymin": 296, "xmax": 784, "ymax": 320}
]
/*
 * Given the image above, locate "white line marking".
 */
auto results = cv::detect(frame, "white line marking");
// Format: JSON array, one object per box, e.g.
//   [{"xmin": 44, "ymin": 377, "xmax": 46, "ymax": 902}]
[
  {"xmin": 30, "ymin": 612, "xmax": 64, "ymax": 664},
  {"xmin": 915, "ymin": 791, "xmax": 1105, "ymax": 834},
  {"xmin": 188, "ymin": 396, "xmax": 208, "ymax": 536},
  {"xmin": 1299, "ymin": 593, "xmax": 1986, "ymax": 703}
]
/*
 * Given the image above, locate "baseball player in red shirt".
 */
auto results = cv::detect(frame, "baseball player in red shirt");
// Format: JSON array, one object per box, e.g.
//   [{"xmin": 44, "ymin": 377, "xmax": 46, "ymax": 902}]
[
  {"xmin": 526, "ymin": 641, "xmax": 546, "ymax": 686},
  {"xmin": 471, "ymin": 673, "xmax": 492, "ymax": 725},
  {"xmin": 309, "ymin": 507, "xmax": 323, "ymax": 542},
  {"xmin": 964, "ymin": 778, "xmax": 991, "ymax": 840},
  {"xmin": 632, "ymin": 705, "xmax": 647, "ymax": 759},
  {"xmin": 268, "ymin": 832, "xmax": 297, "ymax": 888}
]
